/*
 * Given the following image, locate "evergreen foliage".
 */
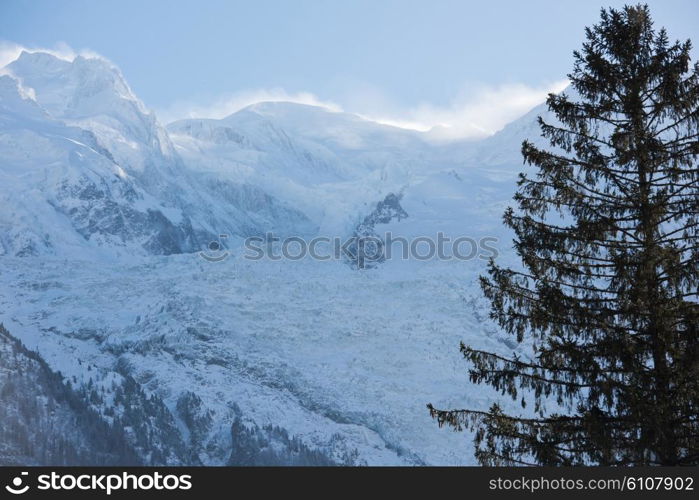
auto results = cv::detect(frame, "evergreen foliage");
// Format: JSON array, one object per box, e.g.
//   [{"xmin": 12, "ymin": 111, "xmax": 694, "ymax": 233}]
[{"xmin": 429, "ymin": 5, "xmax": 699, "ymax": 465}]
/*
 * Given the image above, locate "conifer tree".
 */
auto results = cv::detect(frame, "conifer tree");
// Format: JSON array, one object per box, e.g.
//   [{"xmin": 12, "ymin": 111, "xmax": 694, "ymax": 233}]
[{"xmin": 428, "ymin": 4, "xmax": 699, "ymax": 465}]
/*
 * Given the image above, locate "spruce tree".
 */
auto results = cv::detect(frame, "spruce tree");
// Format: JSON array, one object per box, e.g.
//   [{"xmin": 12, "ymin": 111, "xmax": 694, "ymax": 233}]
[{"xmin": 428, "ymin": 4, "xmax": 699, "ymax": 465}]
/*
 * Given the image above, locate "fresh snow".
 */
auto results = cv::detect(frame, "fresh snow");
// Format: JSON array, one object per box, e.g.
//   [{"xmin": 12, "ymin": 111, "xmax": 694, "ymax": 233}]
[{"xmin": 0, "ymin": 50, "xmax": 548, "ymax": 465}]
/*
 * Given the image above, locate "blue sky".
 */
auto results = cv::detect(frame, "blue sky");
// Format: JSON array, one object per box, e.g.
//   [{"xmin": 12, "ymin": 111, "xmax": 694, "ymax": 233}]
[{"xmin": 1, "ymin": 0, "xmax": 697, "ymax": 137}]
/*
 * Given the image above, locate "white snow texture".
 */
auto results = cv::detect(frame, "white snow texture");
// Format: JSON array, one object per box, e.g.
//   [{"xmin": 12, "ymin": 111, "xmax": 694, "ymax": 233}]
[{"xmin": 0, "ymin": 50, "xmax": 554, "ymax": 465}]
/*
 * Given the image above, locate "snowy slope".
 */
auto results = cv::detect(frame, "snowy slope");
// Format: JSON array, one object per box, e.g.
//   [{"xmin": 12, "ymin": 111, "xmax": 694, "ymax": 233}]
[
  {"xmin": 0, "ymin": 324, "xmax": 142, "ymax": 465},
  {"xmin": 0, "ymin": 50, "xmax": 551, "ymax": 465},
  {"xmin": 0, "ymin": 253, "xmax": 531, "ymax": 465},
  {"xmin": 169, "ymin": 102, "xmax": 454, "ymax": 234}
]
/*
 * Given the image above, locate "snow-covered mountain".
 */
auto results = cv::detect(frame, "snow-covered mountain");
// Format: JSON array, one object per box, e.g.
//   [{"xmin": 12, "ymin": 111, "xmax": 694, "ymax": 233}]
[
  {"xmin": 0, "ymin": 50, "xmax": 548, "ymax": 465},
  {"xmin": 169, "ymin": 101, "xmax": 441, "ymax": 234},
  {"xmin": 0, "ymin": 51, "xmax": 314, "ymax": 257}
]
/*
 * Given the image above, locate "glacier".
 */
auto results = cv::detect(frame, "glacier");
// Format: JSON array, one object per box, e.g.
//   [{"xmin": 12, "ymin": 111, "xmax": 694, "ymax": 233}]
[{"xmin": 0, "ymin": 49, "xmax": 548, "ymax": 465}]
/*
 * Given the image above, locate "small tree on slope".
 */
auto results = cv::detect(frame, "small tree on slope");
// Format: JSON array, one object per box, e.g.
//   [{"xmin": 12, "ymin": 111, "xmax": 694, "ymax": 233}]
[{"xmin": 428, "ymin": 4, "xmax": 699, "ymax": 465}]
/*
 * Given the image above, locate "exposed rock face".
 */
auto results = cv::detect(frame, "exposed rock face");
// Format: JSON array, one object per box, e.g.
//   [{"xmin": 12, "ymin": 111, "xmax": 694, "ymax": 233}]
[
  {"xmin": 360, "ymin": 193, "xmax": 409, "ymax": 228},
  {"xmin": 345, "ymin": 193, "xmax": 409, "ymax": 269}
]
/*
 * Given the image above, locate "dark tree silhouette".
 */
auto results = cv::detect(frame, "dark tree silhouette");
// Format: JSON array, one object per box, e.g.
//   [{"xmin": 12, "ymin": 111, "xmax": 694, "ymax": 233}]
[{"xmin": 429, "ymin": 4, "xmax": 698, "ymax": 465}]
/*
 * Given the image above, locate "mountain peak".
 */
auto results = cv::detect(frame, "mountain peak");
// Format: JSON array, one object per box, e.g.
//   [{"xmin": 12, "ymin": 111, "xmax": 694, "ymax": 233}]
[
  {"xmin": 231, "ymin": 100, "xmax": 344, "ymax": 120},
  {"xmin": 7, "ymin": 50, "xmax": 144, "ymax": 120}
]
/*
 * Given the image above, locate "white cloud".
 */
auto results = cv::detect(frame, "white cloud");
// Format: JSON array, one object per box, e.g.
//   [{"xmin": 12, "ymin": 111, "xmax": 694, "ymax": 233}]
[
  {"xmin": 355, "ymin": 80, "xmax": 570, "ymax": 141},
  {"xmin": 161, "ymin": 80, "xmax": 568, "ymax": 140},
  {"xmin": 157, "ymin": 89, "xmax": 342, "ymax": 125}
]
